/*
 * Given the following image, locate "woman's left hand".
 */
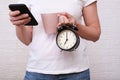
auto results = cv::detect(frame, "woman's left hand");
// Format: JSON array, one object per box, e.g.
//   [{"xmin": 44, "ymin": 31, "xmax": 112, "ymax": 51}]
[{"xmin": 57, "ymin": 12, "xmax": 77, "ymax": 27}]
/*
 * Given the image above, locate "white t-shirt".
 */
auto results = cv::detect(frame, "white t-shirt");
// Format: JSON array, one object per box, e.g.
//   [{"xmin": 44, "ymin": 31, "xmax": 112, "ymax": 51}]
[{"xmin": 18, "ymin": 0, "xmax": 97, "ymax": 74}]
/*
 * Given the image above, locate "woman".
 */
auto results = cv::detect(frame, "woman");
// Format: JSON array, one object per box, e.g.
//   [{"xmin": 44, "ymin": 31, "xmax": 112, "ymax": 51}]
[{"xmin": 9, "ymin": 0, "xmax": 101, "ymax": 80}]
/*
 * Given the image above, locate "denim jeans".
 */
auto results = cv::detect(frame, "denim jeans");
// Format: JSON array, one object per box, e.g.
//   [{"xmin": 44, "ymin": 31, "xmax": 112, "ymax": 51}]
[{"xmin": 24, "ymin": 69, "xmax": 90, "ymax": 80}]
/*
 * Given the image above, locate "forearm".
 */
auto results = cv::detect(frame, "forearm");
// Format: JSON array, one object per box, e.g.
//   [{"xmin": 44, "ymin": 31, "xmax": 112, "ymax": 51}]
[
  {"xmin": 76, "ymin": 22, "xmax": 101, "ymax": 42},
  {"xmin": 15, "ymin": 25, "xmax": 33, "ymax": 45}
]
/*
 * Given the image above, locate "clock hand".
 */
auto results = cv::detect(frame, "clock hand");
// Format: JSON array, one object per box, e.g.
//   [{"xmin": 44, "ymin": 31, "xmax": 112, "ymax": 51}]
[
  {"xmin": 66, "ymin": 32, "xmax": 68, "ymax": 40},
  {"xmin": 64, "ymin": 32, "xmax": 68, "ymax": 46}
]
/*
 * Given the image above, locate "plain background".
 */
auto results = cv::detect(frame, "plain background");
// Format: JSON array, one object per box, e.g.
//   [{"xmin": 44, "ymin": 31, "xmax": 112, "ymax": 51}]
[{"xmin": 0, "ymin": 0, "xmax": 120, "ymax": 80}]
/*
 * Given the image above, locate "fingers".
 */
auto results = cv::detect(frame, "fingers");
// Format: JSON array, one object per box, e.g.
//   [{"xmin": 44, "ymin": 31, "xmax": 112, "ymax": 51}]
[
  {"xmin": 12, "ymin": 17, "xmax": 31, "ymax": 26},
  {"xmin": 10, "ymin": 14, "xmax": 29, "ymax": 21},
  {"xmin": 63, "ymin": 12, "xmax": 76, "ymax": 24},
  {"xmin": 9, "ymin": 10, "xmax": 31, "ymax": 26},
  {"xmin": 9, "ymin": 10, "xmax": 20, "ymax": 17},
  {"xmin": 59, "ymin": 16, "xmax": 69, "ymax": 24},
  {"xmin": 57, "ymin": 12, "xmax": 76, "ymax": 27},
  {"xmin": 57, "ymin": 15, "xmax": 68, "ymax": 27},
  {"xmin": 58, "ymin": 12, "xmax": 72, "ymax": 19}
]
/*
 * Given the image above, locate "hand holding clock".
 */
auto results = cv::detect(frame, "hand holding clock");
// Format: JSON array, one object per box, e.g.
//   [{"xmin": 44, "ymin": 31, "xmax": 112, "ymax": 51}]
[
  {"xmin": 57, "ymin": 12, "xmax": 77, "ymax": 26},
  {"xmin": 56, "ymin": 12, "xmax": 80, "ymax": 51}
]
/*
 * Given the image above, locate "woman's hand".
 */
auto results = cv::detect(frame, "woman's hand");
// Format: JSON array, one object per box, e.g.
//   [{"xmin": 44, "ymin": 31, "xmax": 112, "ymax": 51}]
[
  {"xmin": 9, "ymin": 10, "xmax": 33, "ymax": 45},
  {"xmin": 9, "ymin": 10, "xmax": 31, "ymax": 26},
  {"xmin": 57, "ymin": 12, "xmax": 77, "ymax": 27}
]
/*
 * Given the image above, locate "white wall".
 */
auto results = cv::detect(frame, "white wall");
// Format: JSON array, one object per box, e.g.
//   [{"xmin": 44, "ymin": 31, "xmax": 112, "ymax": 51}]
[
  {"xmin": 0, "ymin": 0, "xmax": 120, "ymax": 80},
  {"xmin": 87, "ymin": 0, "xmax": 120, "ymax": 80},
  {"xmin": 0, "ymin": 0, "xmax": 28, "ymax": 80}
]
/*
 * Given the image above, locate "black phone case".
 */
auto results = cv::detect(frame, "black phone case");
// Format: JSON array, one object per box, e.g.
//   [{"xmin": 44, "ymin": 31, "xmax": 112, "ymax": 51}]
[{"xmin": 9, "ymin": 4, "xmax": 38, "ymax": 26}]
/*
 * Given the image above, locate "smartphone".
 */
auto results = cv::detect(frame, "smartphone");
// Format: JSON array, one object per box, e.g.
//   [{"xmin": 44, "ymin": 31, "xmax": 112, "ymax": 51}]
[{"xmin": 9, "ymin": 4, "xmax": 38, "ymax": 26}]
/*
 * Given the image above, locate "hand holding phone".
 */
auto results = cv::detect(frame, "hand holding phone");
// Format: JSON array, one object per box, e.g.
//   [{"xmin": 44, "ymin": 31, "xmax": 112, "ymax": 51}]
[{"xmin": 9, "ymin": 4, "xmax": 38, "ymax": 26}]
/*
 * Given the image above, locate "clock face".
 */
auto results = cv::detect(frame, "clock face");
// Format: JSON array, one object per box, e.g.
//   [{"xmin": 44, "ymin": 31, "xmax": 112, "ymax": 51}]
[{"xmin": 56, "ymin": 29, "xmax": 77, "ymax": 50}]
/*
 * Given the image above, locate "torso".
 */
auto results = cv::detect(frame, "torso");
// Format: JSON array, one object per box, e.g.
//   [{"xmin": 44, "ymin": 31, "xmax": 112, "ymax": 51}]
[{"xmin": 22, "ymin": 0, "xmax": 90, "ymax": 74}]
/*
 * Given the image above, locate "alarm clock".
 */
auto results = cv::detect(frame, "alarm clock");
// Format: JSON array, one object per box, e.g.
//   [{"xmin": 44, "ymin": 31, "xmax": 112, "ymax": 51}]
[{"xmin": 56, "ymin": 23, "xmax": 80, "ymax": 51}]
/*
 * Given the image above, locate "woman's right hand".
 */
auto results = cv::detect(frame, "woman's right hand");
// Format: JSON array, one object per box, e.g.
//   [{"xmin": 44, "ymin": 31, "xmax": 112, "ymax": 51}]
[{"xmin": 9, "ymin": 10, "xmax": 31, "ymax": 26}]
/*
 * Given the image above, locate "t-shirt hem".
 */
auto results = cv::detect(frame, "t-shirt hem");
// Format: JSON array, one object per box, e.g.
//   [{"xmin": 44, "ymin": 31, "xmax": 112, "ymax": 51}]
[{"xmin": 26, "ymin": 67, "xmax": 89, "ymax": 75}]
